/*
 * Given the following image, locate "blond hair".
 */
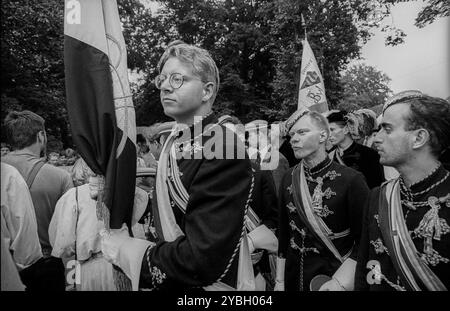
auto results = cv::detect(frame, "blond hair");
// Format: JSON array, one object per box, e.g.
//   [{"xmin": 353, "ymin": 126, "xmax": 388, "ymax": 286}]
[{"xmin": 158, "ymin": 40, "xmax": 220, "ymax": 103}]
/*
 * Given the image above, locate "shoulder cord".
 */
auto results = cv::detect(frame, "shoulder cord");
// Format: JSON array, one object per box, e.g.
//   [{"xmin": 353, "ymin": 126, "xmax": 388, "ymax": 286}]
[
  {"xmin": 216, "ymin": 171, "xmax": 255, "ymax": 283},
  {"xmin": 73, "ymin": 186, "xmax": 79, "ymax": 290}
]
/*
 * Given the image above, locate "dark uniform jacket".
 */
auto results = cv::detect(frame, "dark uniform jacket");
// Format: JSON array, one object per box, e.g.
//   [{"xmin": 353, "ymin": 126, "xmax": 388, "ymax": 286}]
[
  {"xmin": 278, "ymin": 157, "xmax": 369, "ymax": 291},
  {"xmin": 440, "ymin": 149, "xmax": 450, "ymax": 171},
  {"xmin": 355, "ymin": 165, "xmax": 450, "ymax": 291},
  {"xmin": 139, "ymin": 113, "xmax": 253, "ymax": 291},
  {"xmin": 261, "ymin": 151, "xmax": 289, "ymax": 197},
  {"xmin": 250, "ymin": 161, "xmax": 278, "ymax": 231},
  {"xmin": 249, "ymin": 161, "xmax": 278, "ymax": 278},
  {"xmin": 332, "ymin": 142, "xmax": 384, "ymax": 189}
]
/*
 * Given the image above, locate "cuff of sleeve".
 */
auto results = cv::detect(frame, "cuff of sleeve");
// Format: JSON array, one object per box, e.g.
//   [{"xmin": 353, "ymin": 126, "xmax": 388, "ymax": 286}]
[
  {"xmin": 247, "ymin": 235, "xmax": 255, "ymax": 254},
  {"xmin": 276, "ymin": 257, "xmax": 286, "ymax": 282},
  {"xmin": 332, "ymin": 258, "xmax": 356, "ymax": 291},
  {"xmin": 118, "ymin": 238, "xmax": 153, "ymax": 291},
  {"xmin": 248, "ymin": 224, "xmax": 278, "ymax": 253}
]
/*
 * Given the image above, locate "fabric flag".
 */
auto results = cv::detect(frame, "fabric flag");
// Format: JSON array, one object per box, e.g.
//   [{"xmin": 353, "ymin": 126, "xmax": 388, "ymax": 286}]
[
  {"xmin": 64, "ymin": 0, "xmax": 137, "ymax": 229},
  {"xmin": 298, "ymin": 38, "xmax": 328, "ymax": 113}
]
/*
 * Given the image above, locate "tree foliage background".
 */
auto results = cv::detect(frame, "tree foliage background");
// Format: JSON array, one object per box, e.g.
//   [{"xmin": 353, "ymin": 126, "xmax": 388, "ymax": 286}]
[
  {"xmin": 337, "ymin": 63, "xmax": 392, "ymax": 112},
  {"xmin": 1, "ymin": 1, "xmax": 67, "ymax": 149},
  {"xmin": 1, "ymin": 0, "xmax": 447, "ymax": 149}
]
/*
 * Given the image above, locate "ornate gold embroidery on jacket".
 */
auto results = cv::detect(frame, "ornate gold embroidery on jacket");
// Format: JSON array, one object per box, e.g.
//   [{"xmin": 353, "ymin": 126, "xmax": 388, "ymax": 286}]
[{"xmin": 370, "ymin": 238, "xmax": 389, "ymax": 255}]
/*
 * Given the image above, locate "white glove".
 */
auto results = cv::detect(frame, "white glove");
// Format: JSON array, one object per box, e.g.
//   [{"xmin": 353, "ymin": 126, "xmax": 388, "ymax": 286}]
[
  {"xmin": 247, "ymin": 225, "xmax": 278, "ymax": 254},
  {"xmin": 100, "ymin": 224, "xmax": 130, "ymax": 266},
  {"xmin": 273, "ymin": 257, "xmax": 285, "ymax": 291},
  {"xmin": 318, "ymin": 278, "xmax": 345, "ymax": 291},
  {"xmin": 319, "ymin": 258, "xmax": 356, "ymax": 291},
  {"xmin": 274, "ymin": 280, "xmax": 285, "ymax": 291},
  {"xmin": 100, "ymin": 224, "xmax": 154, "ymax": 291}
]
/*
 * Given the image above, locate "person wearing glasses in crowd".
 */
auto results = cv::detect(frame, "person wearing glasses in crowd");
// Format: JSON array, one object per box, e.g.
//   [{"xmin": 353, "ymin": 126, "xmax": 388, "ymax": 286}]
[
  {"xmin": 100, "ymin": 40, "xmax": 257, "ymax": 291},
  {"xmin": 355, "ymin": 91, "xmax": 450, "ymax": 291}
]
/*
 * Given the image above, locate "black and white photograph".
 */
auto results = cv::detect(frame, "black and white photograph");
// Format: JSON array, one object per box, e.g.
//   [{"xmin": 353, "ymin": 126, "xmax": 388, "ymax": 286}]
[{"xmin": 1, "ymin": 0, "xmax": 449, "ymax": 303}]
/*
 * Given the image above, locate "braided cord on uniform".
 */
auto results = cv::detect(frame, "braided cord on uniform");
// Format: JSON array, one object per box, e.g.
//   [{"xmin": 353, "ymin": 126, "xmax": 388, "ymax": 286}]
[{"xmin": 217, "ymin": 169, "xmax": 255, "ymax": 282}]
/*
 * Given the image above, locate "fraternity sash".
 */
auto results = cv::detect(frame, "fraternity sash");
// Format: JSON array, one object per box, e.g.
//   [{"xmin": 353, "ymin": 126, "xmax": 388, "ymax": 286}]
[
  {"xmin": 291, "ymin": 163, "xmax": 347, "ymax": 263},
  {"xmin": 378, "ymin": 179, "xmax": 447, "ymax": 291},
  {"xmin": 155, "ymin": 126, "xmax": 255, "ymax": 291},
  {"xmin": 154, "ymin": 129, "xmax": 184, "ymax": 242}
]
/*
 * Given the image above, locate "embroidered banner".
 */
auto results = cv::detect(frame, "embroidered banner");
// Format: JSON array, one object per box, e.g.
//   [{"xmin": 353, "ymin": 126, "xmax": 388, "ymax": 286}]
[{"xmin": 298, "ymin": 38, "xmax": 328, "ymax": 113}]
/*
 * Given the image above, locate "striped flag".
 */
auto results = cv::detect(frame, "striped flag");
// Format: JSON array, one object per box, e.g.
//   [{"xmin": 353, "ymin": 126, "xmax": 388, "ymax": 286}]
[
  {"xmin": 64, "ymin": 0, "xmax": 137, "ymax": 229},
  {"xmin": 298, "ymin": 38, "xmax": 328, "ymax": 113}
]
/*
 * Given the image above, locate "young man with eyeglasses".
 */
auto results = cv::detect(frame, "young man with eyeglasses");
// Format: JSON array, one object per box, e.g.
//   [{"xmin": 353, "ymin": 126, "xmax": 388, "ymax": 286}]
[
  {"xmin": 2, "ymin": 110, "xmax": 74, "ymax": 291},
  {"xmin": 355, "ymin": 91, "xmax": 450, "ymax": 291},
  {"xmin": 100, "ymin": 41, "xmax": 257, "ymax": 291}
]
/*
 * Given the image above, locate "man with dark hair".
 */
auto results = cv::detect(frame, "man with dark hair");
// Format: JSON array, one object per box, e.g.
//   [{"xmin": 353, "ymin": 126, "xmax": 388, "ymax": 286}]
[
  {"xmin": 2, "ymin": 110, "xmax": 73, "ymax": 291},
  {"xmin": 327, "ymin": 110, "xmax": 384, "ymax": 188},
  {"xmin": 355, "ymin": 91, "xmax": 450, "ymax": 291},
  {"xmin": 275, "ymin": 109, "xmax": 370, "ymax": 291}
]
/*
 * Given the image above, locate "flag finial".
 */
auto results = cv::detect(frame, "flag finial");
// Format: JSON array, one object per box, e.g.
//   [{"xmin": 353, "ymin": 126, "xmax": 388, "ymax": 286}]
[{"xmin": 301, "ymin": 14, "xmax": 307, "ymax": 38}]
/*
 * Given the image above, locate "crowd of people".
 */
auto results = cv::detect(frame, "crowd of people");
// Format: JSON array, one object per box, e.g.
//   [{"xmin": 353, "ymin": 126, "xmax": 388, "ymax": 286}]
[{"xmin": 1, "ymin": 41, "xmax": 449, "ymax": 292}]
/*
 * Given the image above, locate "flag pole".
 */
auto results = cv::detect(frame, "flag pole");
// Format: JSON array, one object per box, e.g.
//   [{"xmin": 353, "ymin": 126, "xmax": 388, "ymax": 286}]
[
  {"xmin": 301, "ymin": 13, "xmax": 307, "ymax": 40},
  {"xmin": 301, "ymin": 14, "xmax": 325, "ymax": 85},
  {"xmin": 64, "ymin": 0, "xmax": 137, "ymax": 290}
]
